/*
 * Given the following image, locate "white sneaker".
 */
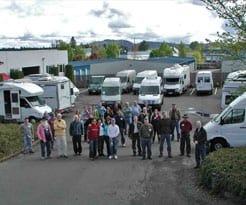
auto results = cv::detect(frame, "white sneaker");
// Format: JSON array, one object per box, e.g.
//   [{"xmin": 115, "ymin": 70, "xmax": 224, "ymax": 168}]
[
  {"xmin": 114, "ymin": 155, "xmax": 118, "ymax": 160},
  {"xmin": 122, "ymin": 144, "xmax": 126, "ymax": 147},
  {"xmin": 109, "ymin": 155, "xmax": 113, "ymax": 160}
]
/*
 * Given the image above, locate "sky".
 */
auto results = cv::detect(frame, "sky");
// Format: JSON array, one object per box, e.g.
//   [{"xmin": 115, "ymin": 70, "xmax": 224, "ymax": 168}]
[{"xmin": 0, "ymin": 0, "xmax": 228, "ymax": 48}]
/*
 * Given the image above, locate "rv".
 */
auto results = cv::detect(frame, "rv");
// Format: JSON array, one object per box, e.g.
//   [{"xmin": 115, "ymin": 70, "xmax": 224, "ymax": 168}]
[
  {"xmin": 88, "ymin": 75, "xmax": 105, "ymax": 95},
  {"xmin": 32, "ymin": 76, "xmax": 79, "ymax": 113},
  {"xmin": 101, "ymin": 77, "xmax": 121, "ymax": 106},
  {"xmin": 204, "ymin": 92, "xmax": 246, "ymax": 151},
  {"xmin": 224, "ymin": 69, "xmax": 246, "ymax": 82},
  {"xmin": 0, "ymin": 80, "xmax": 52, "ymax": 122},
  {"xmin": 195, "ymin": 70, "xmax": 214, "ymax": 95},
  {"xmin": 163, "ymin": 64, "xmax": 190, "ymax": 95},
  {"xmin": 133, "ymin": 70, "xmax": 158, "ymax": 95},
  {"xmin": 116, "ymin": 70, "xmax": 136, "ymax": 93},
  {"xmin": 138, "ymin": 76, "xmax": 163, "ymax": 110}
]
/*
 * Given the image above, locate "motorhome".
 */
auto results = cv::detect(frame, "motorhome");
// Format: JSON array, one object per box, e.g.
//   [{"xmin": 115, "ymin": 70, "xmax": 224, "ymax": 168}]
[
  {"xmin": 195, "ymin": 70, "xmax": 214, "ymax": 95},
  {"xmin": 204, "ymin": 92, "xmax": 246, "ymax": 151},
  {"xmin": 224, "ymin": 69, "xmax": 246, "ymax": 82},
  {"xmin": 133, "ymin": 70, "xmax": 158, "ymax": 95},
  {"xmin": 88, "ymin": 75, "xmax": 105, "ymax": 95},
  {"xmin": 101, "ymin": 77, "xmax": 121, "ymax": 106},
  {"xmin": 0, "ymin": 80, "xmax": 52, "ymax": 122},
  {"xmin": 138, "ymin": 76, "xmax": 163, "ymax": 110},
  {"xmin": 32, "ymin": 76, "xmax": 79, "ymax": 113},
  {"xmin": 116, "ymin": 70, "xmax": 136, "ymax": 93},
  {"xmin": 163, "ymin": 64, "xmax": 190, "ymax": 95}
]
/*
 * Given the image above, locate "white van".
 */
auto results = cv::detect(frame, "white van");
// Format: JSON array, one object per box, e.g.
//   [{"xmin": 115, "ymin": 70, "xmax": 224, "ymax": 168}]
[
  {"xmin": 0, "ymin": 80, "xmax": 52, "ymax": 122},
  {"xmin": 195, "ymin": 70, "xmax": 214, "ymax": 95},
  {"xmin": 101, "ymin": 77, "xmax": 121, "ymax": 106},
  {"xmin": 204, "ymin": 92, "xmax": 246, "ymax": 151},
  {"xmin": 138, "ymin": 76, "xmax": 163, "ymax": 110},
  {"xmin": 133, "ymin": 70, "xmax": 158, "ymax": 95},
  {"xmin": 116, "ymin": 70, "xmax": 136, "ymax": 93},
  {"xmin": 224, "ymin": 70, "xmax": 246, "ymax": 82}
]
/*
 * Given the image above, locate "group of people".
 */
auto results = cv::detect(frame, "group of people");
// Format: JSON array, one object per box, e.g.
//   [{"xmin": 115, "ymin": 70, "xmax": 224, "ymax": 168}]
[{"xmin": 20, "ymin": 101, "xmax": 207, "ymax": 168}]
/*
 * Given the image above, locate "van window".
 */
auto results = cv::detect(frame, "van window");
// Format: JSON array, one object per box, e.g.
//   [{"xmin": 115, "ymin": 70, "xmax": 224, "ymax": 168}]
[
  {"xmin": 223, "ymin": 109, "xmax": 245, "ymax": 124},
  {"xmin": 204, "ymin": 76, "xmax": 211, "ymax": 83},
  {"xmin": 61, "ymin": 84, "xmax": 64, "ymax": 89},
  {"xmin": 197, "ymin": 76, "xmax": 203, "ymax": 83}
]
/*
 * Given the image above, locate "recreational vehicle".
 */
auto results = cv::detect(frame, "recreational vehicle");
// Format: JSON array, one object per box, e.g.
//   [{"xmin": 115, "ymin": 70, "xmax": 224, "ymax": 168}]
[
  {"xmin": 195, "ymin": 70, "xmax": 214, "ymax": 95},
  {"xmin": 88, "ymin": 75, "xmax": 105, "ymax": 95},
  {"xmin": 116, "ymin": 70, "xmax": 136, "ymax": 93},
  {"xmin": 163, "ymin": 64, "xmax": 190, "ymax": 95},
  {"xmin": 0, "ymin": 80, "xmax": 52, "ymax": 122}
]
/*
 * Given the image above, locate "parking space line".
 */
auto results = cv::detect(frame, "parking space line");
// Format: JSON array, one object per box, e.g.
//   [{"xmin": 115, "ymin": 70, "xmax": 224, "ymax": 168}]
[
  {"xmin": 214, "ymin": 87, "xmax": 217, "ymax": 95},
  {"xmin": 190, "ymin": 88, "xmax": 195, "ymax": 95}
]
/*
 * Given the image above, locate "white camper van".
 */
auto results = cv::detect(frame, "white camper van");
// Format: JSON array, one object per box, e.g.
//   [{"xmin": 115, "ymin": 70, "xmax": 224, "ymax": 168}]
[
  {"xmin": 101, "ymin": 77, "xmax": 121, "ymax": 106},
  {"xmin": 88, "ymin": 75, "xmax": 105, "ymax": 95},
  {"xmin": 204, "ymin": 92, "xmax": 246, "ymax": 151},
  {"xmin": 0, "ymin": 80, "xmax": 52, "ymax": 122},
  {"xmin": 32, "ymin": 76, "xmax": 79, "ymax": 113},
  {"xmin": 195, "ymin": 70, "xmax": 214, "ymax": 95},
  {"xmin": 116, "ymin": 70, "xmax": 136, "ymax": 93},
  {"xmin": 163, "ymin": 64, "xmax": 190, "ymax": 95},
  {"xmin": 133, "ymin": 70, "xmax": 158, "ymax": 95},
  {"xmin": 138, "ymin": 76, "xmax": 163, "ymax": 110},
  {"xmin": 224, "ymin": 70, "xmax": 246, "ymax": 82}
]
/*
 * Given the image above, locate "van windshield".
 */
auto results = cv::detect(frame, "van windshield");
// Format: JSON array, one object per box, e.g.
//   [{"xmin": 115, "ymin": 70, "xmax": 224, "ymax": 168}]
[
  {"xmin": 213, "ymin": 106, "xmax": 232, "ymax": 123},
  {"xmin": 135, "ymin": 77, "xmax": 144, "ymax": 83},
  {"xmin": 164, "ymin": 78, "xmax": 179, "ymax": 84},
  {"xmin": 102, "ymin": 87, "xmax": 119, "ymax": 95},
  {"xmin": 26, "ymin": 96, "xmax": 45, "ymax": 106},
  {"xmin": 119, "ymin": 76, "xmax": 127, "ymax": 83},
  {"xmin": 90, "ymin": 77, "xmax": 104, "ymax": 84},
  {"xmin": 140, "ymin": 86, "xmax": 159, "ymax": 95}
]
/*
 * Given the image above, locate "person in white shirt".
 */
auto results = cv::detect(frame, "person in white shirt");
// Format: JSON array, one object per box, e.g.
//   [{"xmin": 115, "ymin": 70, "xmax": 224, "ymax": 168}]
[{"xmin": 107, "ymin": 118, "xmax": 120, "ymax": 160}]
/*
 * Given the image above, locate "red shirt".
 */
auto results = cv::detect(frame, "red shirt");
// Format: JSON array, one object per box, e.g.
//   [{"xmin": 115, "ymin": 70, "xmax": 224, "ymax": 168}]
[
  {"xmin": 180, "ymin": 120, "xmax": 192, "ymax": 133},
  {"xmin": 87, "ymin": 124, "xmax": 99, "ymax": 140}
]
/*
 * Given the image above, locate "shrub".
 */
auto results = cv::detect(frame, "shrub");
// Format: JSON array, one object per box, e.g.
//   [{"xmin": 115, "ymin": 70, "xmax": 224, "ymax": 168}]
[
  {"xmin": 200, "ymin": 148, "xmax": 246, "ymax": 199},
  {"xmin": 65, "ymin": 64, "xmax": 74, "ymax": 82},
  {"xmin": 10, "ymin": 69, "xmax": 24, "ymax": 79}
]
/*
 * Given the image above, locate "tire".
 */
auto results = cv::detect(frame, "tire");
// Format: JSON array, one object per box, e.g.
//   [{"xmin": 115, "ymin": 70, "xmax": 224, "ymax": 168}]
[
  {"xmin": 210, "ymin": 139, "xmax": 227, "ymax": 151},
  {"xmin": 29, "ymin": 117, "xmax": 37, "ymax": 123}
]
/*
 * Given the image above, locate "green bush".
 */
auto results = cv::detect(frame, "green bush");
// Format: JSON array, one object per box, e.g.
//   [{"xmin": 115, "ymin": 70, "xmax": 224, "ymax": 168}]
[
  {"xmin": 10, "ymin": 69, "xmax": 24, "ymax": 79},
  {"xmin": 65, "ymin": 64, "xmax": 74, "ymax": 82},
  {"xmin": 49, "ymin": 66, "xmax": 59, "ymax": 76},
  {"xmin": 200, "ymin": 148, "xmax": 246, "ymax": 199}
]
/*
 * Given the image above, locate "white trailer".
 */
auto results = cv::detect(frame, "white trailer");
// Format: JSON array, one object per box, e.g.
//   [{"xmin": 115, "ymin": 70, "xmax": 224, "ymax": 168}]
[
  {"xmin": 0, "ymin": 80, "xmax": 52, "ymax": 122},
  {"xmin": 32, "ymin": 76, "xmax": 79, "ymax": 113},
  {"xmin": 163, "ymin": 64, "xmax": 190, "ymax": 95},
  {"xmin": 116, "ymin": 70, "xmax": 136, "ymax": 93},
  {"xmin": 133, "ymin": 70, "xmax": 158, "ymax": 95}
]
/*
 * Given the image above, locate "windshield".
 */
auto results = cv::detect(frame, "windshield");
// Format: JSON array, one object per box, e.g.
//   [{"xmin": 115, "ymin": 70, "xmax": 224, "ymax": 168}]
[
  {"xmin": 26, "ymin": 96, "xmax": 45, "ymax": 106},
  {"xmin": 213, "ymin": 106, "xmax": 232, "ymax": 123},
  {"xmin": 140, "ymin": 86, "xmax": 159, "ymax": 95},
  {"xmin": 135, "ymin": 77, "xmax": 144, "ymax": 84},
  {"xmin": 164, "ymin": 78, "xmax": 179, "ymax": 84},
  {"xmin": 102, "ymin": 87, "xmax": 120, "ymax": 96},
  {"xmin": 119, "ymin": 76, "xmax": 127, "ymax": 83},
  {"xmin": 90, "ymin": 77, "xmax": 104, "ymax": 84}
]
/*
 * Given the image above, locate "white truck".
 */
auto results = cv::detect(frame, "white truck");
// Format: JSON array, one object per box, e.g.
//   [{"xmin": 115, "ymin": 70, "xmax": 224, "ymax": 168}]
[
  {"xmin": 195, "ymin": 70, "xmax": 214, "ymax": 95},
  {"xmin": 101, "ymin": 77, "xmax": 121, "ymax": 106},
  {"xmin": 138, "ymin": 76, "xmax": 163, "ymax": 110},
  {"xmin": 133, "ymin": 70, "xmax": 158, "ymax": 95},
  {"xmin": 163, "ymin": 64, "xmax": 190, "ymax": 95},
  {"xmin": 0, "ymin": 80, "xmax": 52, "ymax": 122},
  {"xmin": 32, "ymin": 76, "xmax": 79, "ymax": 113},
  {"xmin": 116, "ymin": 70, "xmax": 136, "ymax": 93},
  {"xmin": 204, "ymin": 92, "xmax": 246, "ymax": 151},
  {"xmin": 88, "ymin": 75, "xmax": 105, "ymax": 95}
]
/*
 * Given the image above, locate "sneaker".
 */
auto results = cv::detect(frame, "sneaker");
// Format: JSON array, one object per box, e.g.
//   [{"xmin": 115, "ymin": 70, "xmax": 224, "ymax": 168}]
[
  {"xmin": 114, "ymin": 155, "xmax": 118, "ymax": 160},
  {"xmin": 168, "ymin": 155, "xmax": 172, "ymax": 158},
  {"xmin": 179, "ymin": 154, "xmax": 184, "ymax": 156},
  {"xmin": 141, "ymin": 157, "xmax": 146, "ymax": 160},
  {"xmin": 148, "ymin": 156, "xmax": 152, "ymax": 160},
  {"xmin": 122, "ymin": 144, "xmax": 126, "ymax": 147},
  {"xmin": 187, "ymin": 154, "xmax": 191, "ymax": 158},
  {"xmin": 133, "ymin": 153, "xmax": 136, "ymax": 157},
  {"xmin": 29, "ymin": 150, "xmax": 34, "ymax": 154},
  {"xmin": 194, "ymin": 165, "xmax": 200, "ymax": 169},
  {"xmin": 109, "ymin": 155, "xmax": 113, "ymax": 160},
  {"xmin": 158, "ymin": 154, "xmax": 163, "ymax": 158},
  {"xmin": 40, "ymin": 157, "xmax": 45, "ymax": 160}
]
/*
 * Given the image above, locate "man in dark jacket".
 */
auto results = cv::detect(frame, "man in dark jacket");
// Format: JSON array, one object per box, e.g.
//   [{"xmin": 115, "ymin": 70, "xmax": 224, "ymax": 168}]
[
  {"xmin": 180, "ymin": 114, "xmax": 192, "ymax": 157},
  {"xmin": 193, "ymin": 120, "xmax": 207, "ymax": 169},
  {"xmin": 115, "ymin": 110, "xmax": 126, "ymax": 147}
]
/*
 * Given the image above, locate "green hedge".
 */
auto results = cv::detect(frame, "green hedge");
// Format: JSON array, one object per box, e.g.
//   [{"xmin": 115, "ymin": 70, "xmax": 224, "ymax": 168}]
[{"xmin": 200, "ymin": 148, "xmax": 246, "ymax": 199}]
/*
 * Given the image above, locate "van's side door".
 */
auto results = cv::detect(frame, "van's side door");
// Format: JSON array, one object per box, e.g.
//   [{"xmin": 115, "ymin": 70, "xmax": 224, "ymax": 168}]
[
  {"xmin": 10, "ymin": 90, "xmax": 21, "ymax": 119},
  {"xmin": 220, "ymin": 108, "xmax": 246, "ymax": 147}
]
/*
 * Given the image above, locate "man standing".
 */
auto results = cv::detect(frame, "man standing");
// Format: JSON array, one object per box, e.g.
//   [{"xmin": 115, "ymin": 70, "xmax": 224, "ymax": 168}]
[
  {"xmin": 87, "ymin": 118, "xmax": 99, "ymax": 160},
  {"xmin": 69, "ymin": 114, "xmax": 83, "ymax": 156},
  {"xmin": 139, "ymin": 118, "xmax": 153, "ymax": 160},
  {"xmin": 54, "ymin": 113, "xmax": 68, "ymax": 158},
  {"xmin": 128, "ymin": 116, "xmax": 142, "ymax": 156},
  {"xmin": 180, "ymin": 114, "xmax": 192, "ymax": 157},
  {"xmin": 193, "ymin": 121, "xmax": 207, "ymax": 168},
  {"xmin": 115, "ymin": 110, "xmax": 126, "ymax": 147},
  {"xmin": 122, "ymin": 101, "xmax": 132, "ymax": 135},
  {"xmin": 169, "ymin": 104, "xmax": 181, "ymax": 141},
  {"xmin": 158, "ymin": 112, "xmax": 172, "ymax": 158},
  {"xmin": 20, "ymin": 117, "xmax": 34, "ymax": 154},
  {"xmin": 108, "ymin": 118, "xmax": 120, "ymax": 160}
]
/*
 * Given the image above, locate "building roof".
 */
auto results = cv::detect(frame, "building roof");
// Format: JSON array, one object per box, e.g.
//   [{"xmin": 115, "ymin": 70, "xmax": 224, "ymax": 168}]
[{"xmin": 145, "ymin": 56, "xmax": 195, "ymax": 65}]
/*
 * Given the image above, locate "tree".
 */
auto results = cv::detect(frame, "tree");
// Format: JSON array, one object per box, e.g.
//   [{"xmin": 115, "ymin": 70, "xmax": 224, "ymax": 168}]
[
  {"xmin": 201, "ymin": 0, "xmax": 246, "ymax": 58},
  {"xmin": 150, "ymin": 42, "xmax": 173, "ymax": 58},
  {"xmin": 138, "ymin": 40, "xmax": 149, "ymax": 51},
  {"xmin": 189, "ymin": 41, "xmax": 200, "ymax": 50},
  {"xmin": 98, "ymin": 47, "xmax": 107, "ymax": 59},
  {"xmin": 73, "ymin": 46, "xmax": 86, "ymax": 61},
  {"xmin": 70, "ymin": 37, "xmax": 77, "ymax": 48},
  {"xmin": 65, "ymin": 64, "xmax": 74, "ymax": 82},
  {"xmin": 10, "ymin": 69, "xmax": 24, "ymax": 79},
  {"xmin": 106, "ymin": 43, "xmax": 120, "ymax": 58},
  {"xmin": 178, "ymin": 42, "xmax": 187, "ymax": 57},
  {"xmin": 192, "ymin": 50, "xmax": 204, "ymax": 63},
  {"xmin": 49, "ymin": 66, "xmax": 59, "ymax": 76}
]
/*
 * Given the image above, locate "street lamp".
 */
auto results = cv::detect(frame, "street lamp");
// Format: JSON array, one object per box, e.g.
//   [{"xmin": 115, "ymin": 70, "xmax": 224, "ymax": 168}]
[{"xmin": 42, "ymin": 57, "xmax": 45, "ymax": 74}]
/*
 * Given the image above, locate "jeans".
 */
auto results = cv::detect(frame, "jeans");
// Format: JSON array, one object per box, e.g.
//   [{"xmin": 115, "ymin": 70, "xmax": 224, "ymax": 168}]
[
  {"xmin": 23, "ymin": 135, "xmax": 33, "ymax": 152},
  {"xmin": 195, "ymin": 143, "xmax": 206, "ymax": 166},
  {"xmin": 40, "ymin": 140, "xmax": 51, "ymax": 158},
  {"xmin": 98, "ymin": 135, "xmax": 105, "ymax": 155},
  {"xmin": 56, "ymin": 135, "xmax": 68, "ymax": 156},
  {"xmin": 159, "ymin": 133, "xmax": 171, "ymax": 156},
  {"xmin": 119, "ymin": 128, "xmax": 125, "ymax": 145},
  {"xmin": 125, "ymin": 117, "xmax": 132, "ymax": 134},
  {"xmin": 72, "ymin": 135, "xmax": 82, "ymax": 154},
  {"xmin": 180, "ymin": 133, "xmax": 191, "ymax": 155},
  {"xmin": 89, "ymin": 138, "xmax": 98, "ymax": 158},
  {"xmin": 132, "ymin": 133, "xmax": 141, "ymax": 155},
  {"xmin": 170, "ymin": 120, "xmax": 180, "ymax": 140},
  {"xmin": 110, "ymin": 137, "xmax": 119, "ymax": 156},
  {"xmin": 141, "ymin": 138, "xmax": 152, "ymax": 159}
]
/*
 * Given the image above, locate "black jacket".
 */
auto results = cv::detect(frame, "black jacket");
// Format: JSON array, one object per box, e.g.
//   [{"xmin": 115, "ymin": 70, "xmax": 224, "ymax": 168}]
[
  {"xmin": 193, "ymin": 127, "xmax": 207, "ymax": 144},
  {"xmin": 128, "ymin": 121, "xmax": 142, "ymax": 138}
]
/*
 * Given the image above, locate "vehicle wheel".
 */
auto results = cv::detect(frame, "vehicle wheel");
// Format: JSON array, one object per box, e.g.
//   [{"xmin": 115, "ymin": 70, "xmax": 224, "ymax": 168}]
[
  {"xmin": 29, "ymin": 117, "xmax": 37, "ymax": 123},
  {"xmin": 211, "ymin": 139, "xmax": 227, "ymax": 151}
]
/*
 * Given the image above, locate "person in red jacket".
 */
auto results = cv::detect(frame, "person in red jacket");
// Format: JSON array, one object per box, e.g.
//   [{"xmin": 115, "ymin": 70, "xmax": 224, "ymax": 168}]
[
  {"xmin": 179, "ymin": 114, "xmax": 192, "ymax": 157},
  {"xmin": 87, "ymin": 118, "xmax": 100, "ymax": 160}
]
